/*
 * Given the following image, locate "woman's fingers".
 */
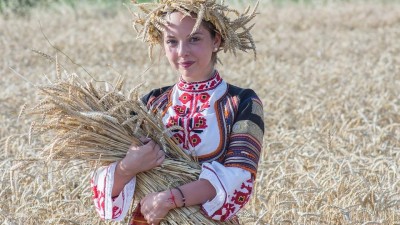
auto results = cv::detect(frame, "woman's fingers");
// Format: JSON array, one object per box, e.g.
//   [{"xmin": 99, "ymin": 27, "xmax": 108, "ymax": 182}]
[
  {"xmin": 157, "ymin": 149, "xmax": 164, "ymax": 158},
  {"xmin": 156, "ymin": 153, "xmax": 165, "ymax": 166},
  {"xmin": 144, "ymin": 140, "xmax": 156, "ymax": 149},
  {"xmin": 141, "ymin": 209, "xmax": 159, "ymax": 225},
  {"xmin": 153, "ymin": 147, "xmax": 164, "ymax": 166},
  {"xmin": 125, "ymin": 139, "xmax": 163, "ymax": 173},
  {"xmin": 139, "ymin": 137, "xmax": 151, "ymax": 144},
  {"xmin": 152, "ymin": 142, "xmax": 160, "ymax": 152},
  {"xmin": 140, "ymin": 201, "xmax": 152, "ymax": 224}
]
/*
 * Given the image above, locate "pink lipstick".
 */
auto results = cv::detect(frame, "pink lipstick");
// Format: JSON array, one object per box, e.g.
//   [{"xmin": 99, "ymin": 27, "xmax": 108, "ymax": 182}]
[{"xmin": 180, "ymin": 61, "xmax": 194, "ymax": 68}]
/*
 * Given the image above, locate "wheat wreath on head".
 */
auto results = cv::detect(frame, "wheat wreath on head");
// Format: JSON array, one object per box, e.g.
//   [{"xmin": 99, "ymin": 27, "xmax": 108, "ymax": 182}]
[{"xmin": 130, "ymin": 0, "xmax": 259, "ymax": 59}]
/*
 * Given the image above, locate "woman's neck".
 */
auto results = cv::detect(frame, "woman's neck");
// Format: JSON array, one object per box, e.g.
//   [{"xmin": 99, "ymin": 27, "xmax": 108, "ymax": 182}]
[{"xmin": 180, "ymin": 68, "xmax": 216, "ymax": 83}]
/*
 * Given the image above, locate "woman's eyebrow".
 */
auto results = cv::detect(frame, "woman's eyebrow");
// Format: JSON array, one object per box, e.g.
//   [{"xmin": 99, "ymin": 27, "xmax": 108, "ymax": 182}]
[
  {"xmin": 188, "ymin": 32, "xmax": 204, "ymax": 37},
  {"xmin": 164, "ymin": 31, "xmax": 204, "ymax": 39}
]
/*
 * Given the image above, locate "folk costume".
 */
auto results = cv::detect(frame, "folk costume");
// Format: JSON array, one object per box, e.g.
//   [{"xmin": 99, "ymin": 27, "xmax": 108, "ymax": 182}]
[
  {"xmin": 91, "ymin": 0, "xmax": 263, "ymax": 223},
  {"xmin": 92, "ymin": 71, "xmax": 264, "ymax": 221}
]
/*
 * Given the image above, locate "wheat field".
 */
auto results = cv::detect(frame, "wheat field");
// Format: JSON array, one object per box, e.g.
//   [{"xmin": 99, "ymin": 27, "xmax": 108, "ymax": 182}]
[{"xmin": 1, "ymin": 1, "xmax": 399, "ymax": 224}]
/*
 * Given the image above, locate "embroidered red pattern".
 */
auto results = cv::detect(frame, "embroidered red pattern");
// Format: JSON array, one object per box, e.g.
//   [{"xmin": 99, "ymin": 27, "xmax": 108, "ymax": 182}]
[
  {"xmin": 177, "ymin": 71, "xmax": 222, "ymax": 92},
  {"xmin": 91, "ymin": 181, "xmax": 106, "ymax": 218},
  {"xmin": 91, "ymin": 173, "xmax": 123, "ymax": 219},
  {"xmin": 113, "ymin": 205, "xmax": 122, "ymax": 218},
  {"xmin": 167, "ymin": 90, "xmax": 212, "ymax": 151},
  {"xmin": 211, "ymin": 178, "xmax": 253, "ymax": 221}
]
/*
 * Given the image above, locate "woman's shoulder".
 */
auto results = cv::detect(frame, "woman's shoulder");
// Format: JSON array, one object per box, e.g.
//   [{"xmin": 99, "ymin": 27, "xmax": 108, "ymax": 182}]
[
  {"xmin": 226, "ymin": 83, "xmax": 264, "ymax": 132},
  {"xmin": 147, "ymin": 85, "xmax": 174, "ymax": 96},
  {"xmin": 226, "ymin": 83, "xmax": 261, "ymax": 102},
  {"xmin": 140, "ymin": 85, "xmax": 174, "ymax": 106}
]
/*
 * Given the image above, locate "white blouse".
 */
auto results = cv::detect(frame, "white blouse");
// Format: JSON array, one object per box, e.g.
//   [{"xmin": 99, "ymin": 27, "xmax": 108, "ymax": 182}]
[{"xmin": 91, "ymin": 72, "xmax": 260, "ymax": 222}]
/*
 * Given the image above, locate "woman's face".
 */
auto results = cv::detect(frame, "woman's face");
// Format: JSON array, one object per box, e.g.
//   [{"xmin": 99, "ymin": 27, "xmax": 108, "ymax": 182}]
[{"xmin": 163, "ymin": 12, "xmax": 221, "ymax": 82}]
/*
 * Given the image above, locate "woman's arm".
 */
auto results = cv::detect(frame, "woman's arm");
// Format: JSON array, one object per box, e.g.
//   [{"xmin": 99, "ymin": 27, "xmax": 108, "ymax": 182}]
[
  {"xmin": 111, "ymin": 161, "xmax": 138, "ymax": 197},
  {"xmin": 90, "ymin": 138, "xmax": 165, "ymax": 221},
  {"xmin": 112, "ymin": 139, "xmax": 165, "ymax": 197},
  {"xmin": 139, "ymin": 179, "xmax": 216, "ymax": 225},
  {"xmin": 139, "ymin": 163, "xmax": 253, "ymax": 224},
  {"xmin": 174, "ymin": 179, "xmax": 216, "ymax": 206}
]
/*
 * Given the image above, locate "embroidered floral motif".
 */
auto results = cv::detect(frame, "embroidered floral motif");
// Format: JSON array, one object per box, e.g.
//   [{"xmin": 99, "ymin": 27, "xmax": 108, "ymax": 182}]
[
  {"xmin": 173, "ymin": 105, "xmax": 187, "ymax": 116},
  {"xmin": 210, "ymin": 178, "xmax": 253, "ymax": 221},
  {"xmin": 179, "ymin": 93, "xmax": 193, "ymax": 104},
  {"xmin": 167, "ymin": 115, "xmax": 179, "ymax": 127},
  {"xmin": 232, "ymin": 189, "xmax": 250, "ymax": 205},
  {"xmin": 172, "ymin": 131, "xmax": 184, "ymax": 145},
  {"xmin": 212, "ymin": 202, "xmax": 236, "ymax": 221},
  {"xmin": 193, "ymin": 116, "xmax": 207, "ymax": 129},
  {"xmin": 189, "ymin": 133, "xmax": 201, "ymax": 147},
  {"xmin": 197, "ymin": 93, "xmax": 211, "ymax": 103},
  {"xmin": 166, "ymin": 91, "xmax": 211, "ymax": 151}
]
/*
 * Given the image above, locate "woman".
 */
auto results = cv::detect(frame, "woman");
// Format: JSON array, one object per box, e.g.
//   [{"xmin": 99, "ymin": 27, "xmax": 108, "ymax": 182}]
[{"xmin": 91, "ymin": 1, "xmax": 263, "ymax": 224}]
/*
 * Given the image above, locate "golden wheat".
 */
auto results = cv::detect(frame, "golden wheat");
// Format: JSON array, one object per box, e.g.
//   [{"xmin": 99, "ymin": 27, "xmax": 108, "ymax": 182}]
[
  {"xmin": 131, "ymin": 0, "xmax": 258, "ymax": 58},
  {"xmin": 1, "ymin": 1, "xmax": 400, "ymax": 224},
  {"xmin": 26, "ymin": 68, "xmax": 240, "ymax": 224}
]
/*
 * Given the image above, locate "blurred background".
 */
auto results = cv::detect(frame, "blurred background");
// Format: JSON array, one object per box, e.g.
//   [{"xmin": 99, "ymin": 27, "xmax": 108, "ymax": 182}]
[{"xmin": 1, "ymin": 0, "xmax": 399, "ymax": 224}]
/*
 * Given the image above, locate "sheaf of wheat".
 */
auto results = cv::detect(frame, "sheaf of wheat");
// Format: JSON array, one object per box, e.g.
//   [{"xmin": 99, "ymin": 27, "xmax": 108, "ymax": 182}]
[{"xmin": 28, "ymin": 65, "xmax": 239, "ymax": 224}]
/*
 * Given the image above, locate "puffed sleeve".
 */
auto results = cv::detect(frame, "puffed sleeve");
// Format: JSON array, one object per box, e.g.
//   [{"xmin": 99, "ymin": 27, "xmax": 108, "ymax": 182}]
[
  {"xmin": 200, "ymin": 89, "xmax": 264, "ymax": 221},
  {"xmin": 199, "ymin": 161, "xmax": 253, "ymax": 221},
  {"xmin": 90, "ymin": 162, "xmax": 136, "ymax": 221},
  {"xmin": 224, "ymin": 91, "xmax": 264, "ymax": 178}
]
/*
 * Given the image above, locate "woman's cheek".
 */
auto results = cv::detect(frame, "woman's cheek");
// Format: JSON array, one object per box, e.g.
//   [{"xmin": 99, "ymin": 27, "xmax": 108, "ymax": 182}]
[{"xmin": 165, "ymin": 49, "xmax": 177, "ymax": 67}]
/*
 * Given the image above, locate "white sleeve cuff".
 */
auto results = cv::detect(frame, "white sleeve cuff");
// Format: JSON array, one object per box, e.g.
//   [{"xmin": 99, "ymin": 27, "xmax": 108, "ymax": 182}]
[
  {"xmin": 199, "ymin": 163, "xmax": 227, "ymax": 215},
  {"xmin": 199, "ymin": 161, "xmax": 252, "ymax": 218},
  {"xmin": 104, "ymin": 162, "xmax": 136, "ymax": 221}
]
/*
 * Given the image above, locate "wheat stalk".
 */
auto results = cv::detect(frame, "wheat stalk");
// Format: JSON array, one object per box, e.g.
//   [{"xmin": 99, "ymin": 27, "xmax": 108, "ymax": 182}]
[
  {"xmin": 28, "ymin": 68, "xmax": 238, "ymax": 224},
  {"xmin": 130, "ymin": 0, "xmax": 259, "ymax": 59}
]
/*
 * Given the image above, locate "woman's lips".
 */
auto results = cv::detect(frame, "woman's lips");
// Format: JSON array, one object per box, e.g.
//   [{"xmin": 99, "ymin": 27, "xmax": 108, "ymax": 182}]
[{"xmin": 180, "ymin": 61, "xmax": 194, "ymax": 68}]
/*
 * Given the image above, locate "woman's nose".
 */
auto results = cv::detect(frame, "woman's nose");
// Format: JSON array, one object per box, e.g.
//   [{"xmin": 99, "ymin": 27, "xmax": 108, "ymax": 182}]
[{"xmin": 177, "ymin": 42, "xmax": 189, "ymax": 57}]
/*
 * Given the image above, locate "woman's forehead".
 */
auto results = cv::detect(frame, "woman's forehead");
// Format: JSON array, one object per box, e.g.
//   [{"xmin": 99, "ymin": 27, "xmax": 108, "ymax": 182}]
[
  {"xmin": 165, "ymin": 11, "xmax": 197, "ymax": 23},
  {"xmin": 164, "ymin": 12, "xmax": 206, "ymax": 37}
]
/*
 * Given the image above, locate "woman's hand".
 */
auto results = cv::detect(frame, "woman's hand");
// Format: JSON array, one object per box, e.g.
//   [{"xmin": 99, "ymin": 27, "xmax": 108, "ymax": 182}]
[
  {"xmin": 112, "ymin": 138, "xmax": 165, "ymax": 197},
  {"xmin": 140, "ymin": 190, "xmax": 174, "ymax": 225},
  {"xmin": 119, "ymin": 138, "xmax": 165, "ymax": 177}
]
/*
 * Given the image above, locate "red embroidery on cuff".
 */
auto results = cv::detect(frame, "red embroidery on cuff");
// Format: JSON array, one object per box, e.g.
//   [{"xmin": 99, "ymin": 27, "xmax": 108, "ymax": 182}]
[{"xmin": 210, "ymin": 177, "xmax": 253, "ymax": 221}]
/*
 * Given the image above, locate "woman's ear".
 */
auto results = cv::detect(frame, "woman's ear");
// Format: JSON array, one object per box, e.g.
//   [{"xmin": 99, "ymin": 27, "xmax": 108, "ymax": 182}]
[{"xmin": 213, "ymin": 33, "xmax": 222, "ymax": 51}]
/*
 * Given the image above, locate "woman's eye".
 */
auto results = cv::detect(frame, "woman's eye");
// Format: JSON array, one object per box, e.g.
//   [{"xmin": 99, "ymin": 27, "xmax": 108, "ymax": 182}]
[
  {"xmin": 190, "ymin": 37, "xmax": 200, "ymax": 42},
  {"xmin": 166, "ymin": 40, "xmax": 177, "ymax": 45}
]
